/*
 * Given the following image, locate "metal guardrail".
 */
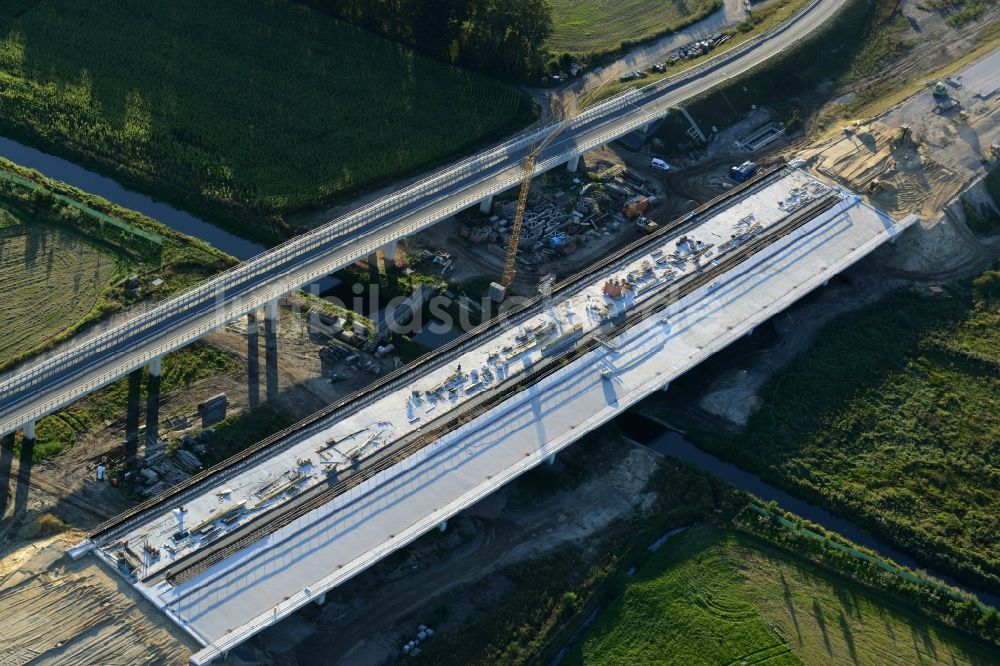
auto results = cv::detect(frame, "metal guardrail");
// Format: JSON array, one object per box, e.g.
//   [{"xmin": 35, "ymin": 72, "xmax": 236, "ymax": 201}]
[{"xmin": 0, "ymin": 0, "xmax": 835, "ymax": 434}]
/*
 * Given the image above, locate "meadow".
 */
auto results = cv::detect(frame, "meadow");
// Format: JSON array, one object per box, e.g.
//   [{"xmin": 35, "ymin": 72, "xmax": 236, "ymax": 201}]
[
  {"xmin": 567, "ymin": 527, "xmax": 999, "ymax": 665},
  {"xmin": 0, "ymin": 210, "xmax": 121, "ymax": 369},
  {"xmin": 692, "ymin": 269, "xmax": 1000, "ymax": 594},
  {"xmin": 0, "ymin": 0, "xmax": 529, "ymax": 242},
  {"xmin": 0, "ymin": 157, "xmax": 234, "ymax": 373},
  {"xmin": 545, "ymin": 0, "xmax": 721, "ymax": 57}
]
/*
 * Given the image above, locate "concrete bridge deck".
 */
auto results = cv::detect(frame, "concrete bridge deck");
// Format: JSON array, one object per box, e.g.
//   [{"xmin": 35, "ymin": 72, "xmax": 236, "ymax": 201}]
[
  {"xmin": 84, "ymin": 169, "xmax": 915, "ymax": 663},
  {"xmin": 0, "ymin": 0, "xmax": 848, "ymax": 439}
]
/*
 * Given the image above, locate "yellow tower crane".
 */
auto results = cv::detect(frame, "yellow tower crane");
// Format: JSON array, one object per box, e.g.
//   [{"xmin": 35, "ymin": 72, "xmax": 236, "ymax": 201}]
[
  {"xmin": 494, "ymin": 78, "xmax": 618, "ymax": 300},
  {"xmin": 498, "ymin": 119, "xmax": 572, "ymax": 291}
]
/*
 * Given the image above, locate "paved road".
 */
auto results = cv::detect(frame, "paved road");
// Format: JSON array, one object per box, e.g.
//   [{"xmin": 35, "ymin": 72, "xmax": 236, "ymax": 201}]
[{"xmin": 0, "ymin": 0, "xmax": 846, "ymax": 437}]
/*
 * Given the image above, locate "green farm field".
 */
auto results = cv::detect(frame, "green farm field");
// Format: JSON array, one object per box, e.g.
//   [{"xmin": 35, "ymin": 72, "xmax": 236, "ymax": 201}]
[
  {"xmin": 546, "ymin": 0, "xmax": 721, "ymax": 57},
  {"xmin": 691, "ymin": 267, "xmax": 1000, "ymax": 595},
  {"xmin": 0, "ymin": 209, "xmax": 121, "ymax": 369},
  {"xmin": 0, "ymin": 157, "xmax": 235, "ymax": 372},
  {"xmin": 0, "ymin": 0, "xmax": 528, "ymax": 242},
  {"xmin": 567, "ymin": 526, "xmax": 1000, "ymax": 665}
]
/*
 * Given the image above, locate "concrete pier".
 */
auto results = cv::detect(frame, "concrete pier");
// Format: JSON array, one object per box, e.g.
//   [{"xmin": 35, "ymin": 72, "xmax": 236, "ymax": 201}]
[
  {"xmin": 264, "ymin": 301, "xmax": 279, "ymax": 401},
  {"xmin": 479, "ymin": 194, "xmax": 493, "ymax": 213},
  {"xmin": 566, "ymin": 155, "xmax": 580, "ymax": 173},
  {"xmin": 21, "ymin": 420, "xmax": 35, "ymax": 445},
  {"xmin": 125, "ymin": 368, "xmax": 143, "ymax": 462},
  {"xmin": 146, "ymin": 357, "xmax": 162, "ymax": 444},
  {"xmin": 247, "ymin": 311, "xmax": 260, "ymax": 409},
  {"xmin": 383, "ymin": 240, "xmax": 398, "ymax": 263}
]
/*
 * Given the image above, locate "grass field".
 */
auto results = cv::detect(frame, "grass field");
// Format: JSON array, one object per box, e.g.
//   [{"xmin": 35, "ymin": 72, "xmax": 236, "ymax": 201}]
[
  {"xmin": 691, "ymin": 269, "xmax": 1000, "ymax": 594},
  {"xmin": 27, "ymin": 343, "xmax": 241, "ymax": 461},
  {"xmin": 0, "ymin": 210, "xmax": 122, "ymax": 369},
  {"xmin": 0, "ymin": 158, "xmax": 235, "ymax": 372},
  {"xmin": 545, "ymin": 0, "xmax": 721, "ymax": 57},
  {"xmin": 0, "ymin": 0, "xmax": 528, "ymax": 242},
  {"xmin": 567, "ymin": 526, "xmax": 999, "ymax": 665}
]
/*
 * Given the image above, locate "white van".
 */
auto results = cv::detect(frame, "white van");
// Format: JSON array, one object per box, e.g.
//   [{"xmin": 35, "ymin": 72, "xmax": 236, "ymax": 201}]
[{"xmin": 650, "ymin": 158, "xmax": 671, "ymax": 172}]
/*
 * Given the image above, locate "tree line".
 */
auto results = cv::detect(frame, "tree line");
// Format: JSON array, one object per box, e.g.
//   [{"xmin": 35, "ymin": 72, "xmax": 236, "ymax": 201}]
[{"xmin": 295, "ymin": 0, "xmax": 553, "ymax": 80}]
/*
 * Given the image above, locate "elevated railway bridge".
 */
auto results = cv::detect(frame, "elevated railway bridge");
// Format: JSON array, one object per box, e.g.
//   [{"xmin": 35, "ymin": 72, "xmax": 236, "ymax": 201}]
[
  {"xmin": 0, "ymin": 0, "xmax": 848, "ymax": 449},
  {"xmin": 72, "ymin": 166, "xmax": 915, "ymax": 663}
]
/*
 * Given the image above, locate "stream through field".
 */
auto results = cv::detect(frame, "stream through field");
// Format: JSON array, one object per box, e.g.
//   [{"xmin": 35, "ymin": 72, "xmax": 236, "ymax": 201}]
[
  {"xmin": 0, "ymin": 135, "xmax": 266, "ymax": 260},
  {"xmin": 614, "ymin": 411, "xmax": 1000, "ymax": 610}
]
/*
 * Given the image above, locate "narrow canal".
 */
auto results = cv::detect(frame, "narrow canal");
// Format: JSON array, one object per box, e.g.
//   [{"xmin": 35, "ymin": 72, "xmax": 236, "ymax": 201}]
[
  {"xmin": 614, "ymin": 410, "xmax": 1000, "ymax": 609},
  {"xmin": 0, "ymin": 136, "xmax": 266, "ymax": 260}
]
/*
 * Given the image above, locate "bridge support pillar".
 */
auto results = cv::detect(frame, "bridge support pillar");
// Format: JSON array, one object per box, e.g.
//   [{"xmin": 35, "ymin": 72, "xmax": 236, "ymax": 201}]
[
  {"xmin": 437, "ymin": 520, "xmax": 447, "ymax": 533},
  {"xmin": 383, "ymin": 240, "xmax": 397, "ymax": 263},
  {"xmin": 822, "ymin": 279, "xmax": 829, "ymax": 287},
  {"xmin": 479, "ymin": 195, "xmax": 493, "ymax": 213},
  {"xmin": 21, "ymin": 420, "xmax": 35, "ymax": 444},
  {"xmin": 146, "ymin": 357, "xmax": 162, "ymax": 444},
  {"xmin": 125, "ymin": 368, "xmax": 143, "ymax": 463},
  {"xmin": 746, "ymin": 327, "xmax": 754, "ymax": 337},
  {"xmin": 264, "ymin": 300, "xmax": 279, "ymax": 401},
  {"xmin": 247, "ymin": 311, "xmax": 260, "ymax": 409},
  {"xmin": 566, "ymin": 155, "xmax": 580, "ymax": 173},
  {"xmin": 315, "ymin": 592, "xmax": 326, "ymax": 606},
  {"xmin": 545, "ymin": 453, "xmax": 556, "ymax": 466},
  {"xmin": 660, "ymin": 381, "xmax": 670, "ymax": 392},
  {"xmin": 643, "ymin": 122, "xmax": 651, "ymax": 133}
]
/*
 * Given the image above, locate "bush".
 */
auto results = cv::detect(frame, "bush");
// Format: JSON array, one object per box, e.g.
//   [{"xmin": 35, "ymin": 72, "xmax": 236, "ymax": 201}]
[{"xmin": 33, "ymin": 513, "xmax": 67, "ymax": 537}]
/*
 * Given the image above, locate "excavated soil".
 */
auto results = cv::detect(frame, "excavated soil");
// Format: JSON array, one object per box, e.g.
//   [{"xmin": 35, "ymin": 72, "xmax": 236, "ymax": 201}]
[{"xmin": 0, "ymin": 534, "xmax": 196, "ymax": 665}]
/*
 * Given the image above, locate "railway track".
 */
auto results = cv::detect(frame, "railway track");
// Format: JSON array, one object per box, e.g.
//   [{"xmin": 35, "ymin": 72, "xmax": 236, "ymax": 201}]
[
  {"xmin": 160, "ymin": 185, "xmax": 839, "ymax": 586},
  {"xmin": 90, "ymin": 163, "xmax": 793, "ymax": 548}
]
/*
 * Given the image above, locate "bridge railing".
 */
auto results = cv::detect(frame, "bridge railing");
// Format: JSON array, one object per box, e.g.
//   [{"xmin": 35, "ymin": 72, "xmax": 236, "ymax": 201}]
[{"xmin": 0, "ymin": 0, "xmax": 828, "ymax": 412}]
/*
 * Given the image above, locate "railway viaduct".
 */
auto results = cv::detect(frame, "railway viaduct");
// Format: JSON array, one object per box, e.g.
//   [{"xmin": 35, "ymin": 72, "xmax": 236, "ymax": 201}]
[{"xmin": 0, "ymin": 0, "xmax": 847, "ymax": 457}]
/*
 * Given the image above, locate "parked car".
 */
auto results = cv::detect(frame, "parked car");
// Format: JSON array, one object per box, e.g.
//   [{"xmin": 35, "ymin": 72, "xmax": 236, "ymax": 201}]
[{"xmin": 650, "ymin": 158, "xmax": 671, "ymax": 172}]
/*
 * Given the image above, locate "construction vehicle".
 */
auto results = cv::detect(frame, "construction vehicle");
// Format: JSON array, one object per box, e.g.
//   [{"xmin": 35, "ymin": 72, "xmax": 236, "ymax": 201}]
[
  {"xmin": 729, "ymin": 161, "xmax": 757, "ymax": 183},
  {"xmin": 635, "ymin": 217, "xmax": 659, "ymax": 234},
  {"xmin": 493, "ymin": 122, "xmax": 571, "ymax": 302},
  {"xmin": 890, "ymin": 124, "xmax": 912, "ymax": 147},
  {"xmin": 493, "ymin": 79, "xmax": 613, "ymax": 301}
]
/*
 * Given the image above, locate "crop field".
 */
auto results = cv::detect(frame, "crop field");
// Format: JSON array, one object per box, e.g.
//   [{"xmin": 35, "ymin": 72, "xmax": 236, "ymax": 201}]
[
  {"xmin": 0, "ymin": 208, "xmax": 121, "ymax": 369},
  {"xmin": 546, "ymin": 0, "xmax": 721, "ymax": 57},
  {"xmin": 693, "ymin": 269, "xmax": 1000, "ymax": 594},
  {"xmin": 566, "ymin": 526, "xmax": 999, "ymax": 665},
  {"xmin": 0, "ymin": 158, "xmax": 235, "ymax": 372},
  {"xmin": 0, "ymin": 0, "xmax": 528, "ymax": 241}
]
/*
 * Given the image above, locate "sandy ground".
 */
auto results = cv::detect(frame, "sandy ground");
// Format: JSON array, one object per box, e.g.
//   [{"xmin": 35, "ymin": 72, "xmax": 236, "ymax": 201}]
[
  {"xmin": 244, "ymin": 442, "xmax": 661, "ymax": 666},
  {"xmin": 0, "ymin": 533, "xmax": 197, "ymax": 665}
]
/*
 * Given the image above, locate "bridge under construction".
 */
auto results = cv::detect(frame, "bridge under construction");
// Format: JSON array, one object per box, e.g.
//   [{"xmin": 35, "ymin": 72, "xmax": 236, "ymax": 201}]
[{"xmin": 71, "ymin": 165, "xmax": 915, "ymax": 663}]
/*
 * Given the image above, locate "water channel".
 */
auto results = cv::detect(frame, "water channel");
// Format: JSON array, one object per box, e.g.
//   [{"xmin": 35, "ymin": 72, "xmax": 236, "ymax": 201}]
[
  {"xmin": 615, "ymin": 411, "xmax": 1000, "ymax": 610},
  {"xmin": 0, "ymin": 136, "xmax": 266, "ymax": 260}
]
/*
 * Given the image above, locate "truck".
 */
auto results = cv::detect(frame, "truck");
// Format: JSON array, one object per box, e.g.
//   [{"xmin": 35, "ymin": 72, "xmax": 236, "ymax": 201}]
[{"xmin": 729, "ymin": 161, "xmax": 757, "ymax": 183}]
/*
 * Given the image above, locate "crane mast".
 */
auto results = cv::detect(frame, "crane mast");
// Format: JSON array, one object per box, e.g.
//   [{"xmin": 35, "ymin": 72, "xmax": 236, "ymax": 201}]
[
  {"xmin": 499, "ymin": 120, "xmax": 568, "ymax": 290},
  {"xmin": 493, "ymin": 78, "xmax": 613, "ymax": 299}
]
